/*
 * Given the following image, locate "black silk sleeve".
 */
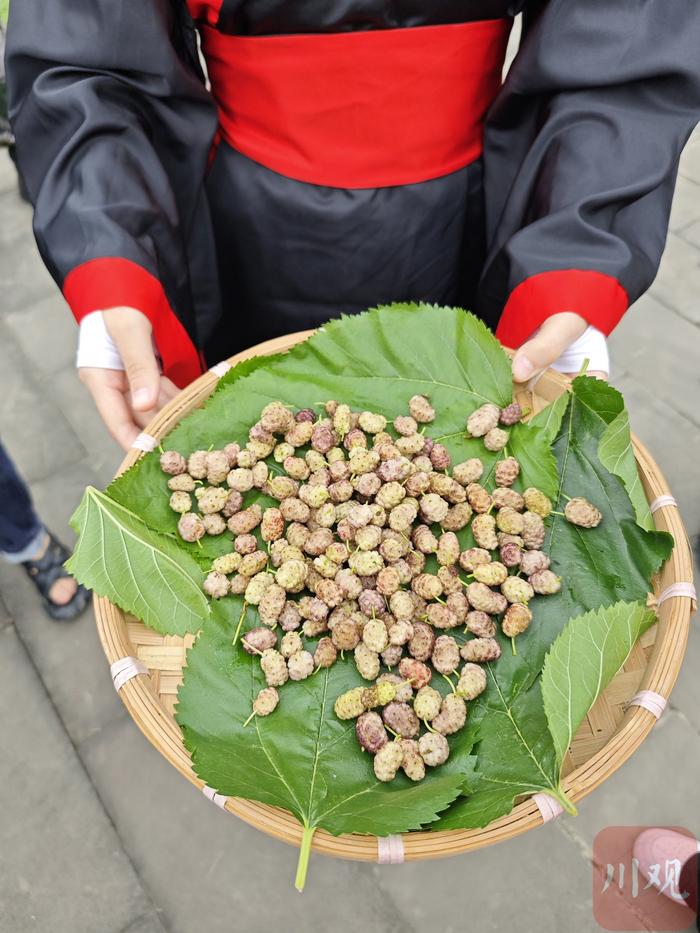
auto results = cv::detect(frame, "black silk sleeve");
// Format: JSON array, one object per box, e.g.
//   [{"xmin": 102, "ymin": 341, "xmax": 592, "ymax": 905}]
[
  {"xmin": 5, "ymin": 0, "xmax": 218, "ymax": 385},
  {"xmin": 477, "ymin": 0, "xmax": 700, "ymax": 349}
]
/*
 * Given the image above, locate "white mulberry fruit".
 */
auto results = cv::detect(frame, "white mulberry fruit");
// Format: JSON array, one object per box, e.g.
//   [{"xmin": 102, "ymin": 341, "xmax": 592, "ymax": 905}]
[
  {"xmin": 432, "ymin": 694, "xmax": 467, "ymax": 735},
  {"xmin": 529, "ymin": 569, "xmax": 562, "ymax": 595},
  {"xmin": 260, "ymin": 648, "xmax": 288, "ymax": 687},
  {"xmin": 287, "ymin": 650, "xmax": 315, "ymax": 681},
  {"xmin": 501, "ymin": 576, "xmax": 534, "ymax": 604},
  {"xmin": 459, "ymin": 547, "xmax": 492, "ymax": 572},
  {"xmin": 467, "ymin": 582, "xmax": 507, "ymax": 615},
  {"xmin": 399, "ymin": 656, "xmax": 432, "ymax": 689},
  {"xmin": 467, "ymin": 403, "xmax": 500, "ymax": 437},
  {"xmin": 373, "ymin": 741, "xmax": 404, "ymax": 782},
  {"xmin": 431, "ymin": 635, "xmax": 461, "ymax": 674},
  {"xmin": 244, "ymin": 571, "xmax": 275, "ymax": 606},
  {"xmin": 206, "ymin": 450, "xmax": 230, "ymax": 485},
  {"xmin": 564, "ymin": 497, "xmax": 603, "ymax": 528},
  {"xmin": 456, "ymin": 663, "xmax": 487, "ymax": 700},
  {"xmin": 203, "ymin": 571, "xmax": 230, "ymax": 598},
  {"xmin": 400, "ymin": 739, "xmax": 426, "ymax": 781},
  {"xmin": 382, "ymin": 701, "xmax": 419, "ymax": 738},
  {"xmin": 436, "ymin": 532, "xmax": 460, "ymax": 567},
  {"xmin": 520, "ymin": 550, "xmax": 550, "ymax": 576},
  {"xmin": 522, "ymin": 487, "xmax": 552, "ymax": 518},
  {"xmin": 418, "ymin": 732, "xmax": 450, "ymax": 767},
  {"xmin": 169, "ymin": 491, "xmax": 192, "ymax": 514},
  {"xmin": 356, "ymin": 711, "xmax": 389, "ymax": 754},
  {"xmin": 253, "ymin": 687, "xmax": 279, "ymax": 717},
  {"xmin": 408, "ymin": 394, "xmax": 435, "ymax": 423},
  {"xmin": 335, "ymin": 687, "xmax": 366, "ymax": 720},
  {"xmin": 522, "ymin": 511, "xmax": 546, "ymax": 550},
  {"xmin": 414, "ymin": 686, "xmax": 442, "ymax": 721},
  {"xmin": 178, "ymin": 512, "xmax": 205, "ymax": 542},
  {"xmin": 354, "ymin": 642, "xmax": 381, "ymax": 680},
  {"xmin": 242, "ymin": 627, "xmax": 277, "ymax": 655},
  {"xmin": 502, "ymin": 603, "xmax": 533, "ymax": 637},
  {"xmin": 227, "ymin": 504, "xmax": 263, "ymax": 535},
  {"xmin": 419, "ymin": 493, "xmax": 449, "ymax": 524},
  {"xmin": 466, "ymin": 483, "xmax": 492, "ymax": 514},
  {"xmin": 473, "ymin": 561, "xmax": 508, "ymax": 586},
  {"xmin": 466, "ymin": 610, "xmax": 496, "ymax": 638},
  {"xmin": 460, "ymin": 637, "xmax": 501, "ymax": 663},
  {"xmin": 484, "ymin": 427, "xmax": 509, "ymax": 452},
  {"xmin": 160, "ymin": 450, "xmax": 187, "ymax": 475},
  {"xmin": 471, "ymin": 514, "xmax": 498, "ymax": 551}
]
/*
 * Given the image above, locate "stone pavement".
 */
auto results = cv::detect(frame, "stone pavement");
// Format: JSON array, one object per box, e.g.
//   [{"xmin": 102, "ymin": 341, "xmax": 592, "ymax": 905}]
[{"xmin": 0, "ymin": 126, "xmax": 699, "ymax": 933}]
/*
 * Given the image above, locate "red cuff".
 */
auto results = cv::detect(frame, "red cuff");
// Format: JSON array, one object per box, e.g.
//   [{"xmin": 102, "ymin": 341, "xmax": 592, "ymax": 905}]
[
  {"xmin": 63, "ymin": 257, "xmax": 203, "ymax": 388},
  {"xmin": 495, "ymin": 270, "xmax": 629, "ymax": 350}
]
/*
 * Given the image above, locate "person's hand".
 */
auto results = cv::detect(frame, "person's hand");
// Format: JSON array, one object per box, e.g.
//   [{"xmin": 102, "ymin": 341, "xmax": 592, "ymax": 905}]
[
  {"xmin": 78, "ymin": 307, "xmax": 179, "ymax": 449},
  {"xmin": 511, "ymin": 312, "xmax": 608, "ymax": 382}
]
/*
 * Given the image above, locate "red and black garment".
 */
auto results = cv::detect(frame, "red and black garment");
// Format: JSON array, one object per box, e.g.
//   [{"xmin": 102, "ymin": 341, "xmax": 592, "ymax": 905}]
[{"xmin": 6, "ymin": 1, "xmax": 700, "ymax": 387}]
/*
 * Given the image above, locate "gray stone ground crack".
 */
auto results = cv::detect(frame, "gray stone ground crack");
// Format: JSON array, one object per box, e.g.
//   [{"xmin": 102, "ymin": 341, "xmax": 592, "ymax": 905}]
[{"xmin": 6, "ymin": 612, "xmax": 173, "ymax": 933}]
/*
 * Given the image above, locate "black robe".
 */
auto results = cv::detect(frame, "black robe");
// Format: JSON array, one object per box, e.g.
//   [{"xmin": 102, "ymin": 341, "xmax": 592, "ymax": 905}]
[{"xmin": 6, "ymin": 1, "xmax": 700, "ymax": 385}]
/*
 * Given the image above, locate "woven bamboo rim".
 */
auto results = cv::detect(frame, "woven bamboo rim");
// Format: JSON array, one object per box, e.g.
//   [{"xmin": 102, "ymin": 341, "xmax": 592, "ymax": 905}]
[{"xmin": 94, "ymin": 330, "xmax": 695, "ymax": 862}]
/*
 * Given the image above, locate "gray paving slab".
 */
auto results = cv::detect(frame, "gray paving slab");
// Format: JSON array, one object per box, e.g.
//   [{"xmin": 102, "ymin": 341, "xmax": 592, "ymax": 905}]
[
  {"xmin": 0, "ymin": 454, "xmax": 127, "ymax": 744},
  {"xmin": 0, "ymin": 148, "xmax": 18, "ymax": 195},
  {"xmin": 564, "ymin": 711, "xmax": 700, "ymax": 851},
  {"xmin": 0, "ymin": 215, "xmax": 55, "ymax": 314},
  {"xmin": 681, "ymin": 216, "xmax": 700, "ymax": 250},
  {"xmin": 375, "ymin": 821, "xmax": 595, "ymax": 933},
  {"xmin": 680, "ymin": 134, "xmax": 700, "ymax": 185},
  {"xmin": 119, "ymin": 912, "xmax": 169, "ymax": 933},
  {"xmin": 609, "ymin": 291, "xmax": 700, "ymax": 430},
  {"xmin": 81, "ymin": 715, "xmax": 422, "ymax": 933},
  {"xmin": 0, "ymin": 184, "xmax": 32, "ymax": 249},
  {"xmin": 602, "ymin": 369, "xmax": 700, "ymax": 534},
  {"xmin": 669, "ymin": 173, "xmax": 700, "ymax": 233},
  {"xmin": 0, "ymin": 624, "xmax": 157, "ymax": 933},
  {"xmin": 669, "ymin": 624, "xmax": 700, "ymax": 738},
  {"xmin": 649, "ymin": 232, "xmax": 700, "ymax": 326},
  {"xmin": 51, "ymin": 366, "xmax": 125, "ymax": 489},
  {"xmin": 4, "ymin": 290, "xmax": 81, "ymax": 377},
  {"xmin": 0, "ymin": 321, "xmax": 86, "ymax": 484}
]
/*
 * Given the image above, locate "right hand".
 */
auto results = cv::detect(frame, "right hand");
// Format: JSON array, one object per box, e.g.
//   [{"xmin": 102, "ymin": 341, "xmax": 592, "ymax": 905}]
[{"xmin": 78, "ymin": 307, "xmax": 179, "ymax": 450}]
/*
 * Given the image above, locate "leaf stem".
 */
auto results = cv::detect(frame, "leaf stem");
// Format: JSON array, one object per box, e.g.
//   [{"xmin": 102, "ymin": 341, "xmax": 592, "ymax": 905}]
[
  {"xmin": 232, "ymin": 601, "xmax": 249, "ymax": 646},
  {"xmin": 295, "ymin": 824, "xmax": 315, "ymax": 892},
  {"xmin": 441, "ymin": 673, "xmax": 456, "ymax": 693},
  {"xmin": 552, "ymin": 784, "xmax": 578, "ymax": 817}
]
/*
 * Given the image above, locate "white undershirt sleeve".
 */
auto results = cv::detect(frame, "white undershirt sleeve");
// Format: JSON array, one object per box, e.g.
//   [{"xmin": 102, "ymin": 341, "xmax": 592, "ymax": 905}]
[{"xmin": 76, "ymin": 311, "xmax": 125, "ymax": 370}]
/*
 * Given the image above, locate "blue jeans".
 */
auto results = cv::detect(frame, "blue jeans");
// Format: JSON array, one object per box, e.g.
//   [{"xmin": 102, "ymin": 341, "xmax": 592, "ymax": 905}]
[{"xmin": 0, "ymin": 441, "xmax": 44, "ymax": 563}]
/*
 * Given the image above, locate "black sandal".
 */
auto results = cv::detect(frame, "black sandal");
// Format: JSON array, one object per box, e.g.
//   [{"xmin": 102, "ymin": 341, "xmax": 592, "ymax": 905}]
[{"xmin": 21, "ymin": 531, "xmax": 90, "ymax": 621}]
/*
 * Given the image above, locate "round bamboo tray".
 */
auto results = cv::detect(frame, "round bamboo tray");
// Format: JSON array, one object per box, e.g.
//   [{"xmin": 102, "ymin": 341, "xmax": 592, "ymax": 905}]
[{"xmin": 95, "ymin": 330, "xmax": 696, "ymax": 863}]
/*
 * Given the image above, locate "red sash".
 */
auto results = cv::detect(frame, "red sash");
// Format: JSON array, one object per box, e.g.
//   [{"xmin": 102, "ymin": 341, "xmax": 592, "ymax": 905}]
[{"xmin": 202, "ymin": 20, "xmax": 511, "ymax": 189}]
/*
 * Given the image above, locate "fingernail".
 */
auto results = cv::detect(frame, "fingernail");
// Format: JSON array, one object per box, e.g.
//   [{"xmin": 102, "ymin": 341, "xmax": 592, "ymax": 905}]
[
  {"xmin": 512, "ymin": 356, "xmax": 535, "ymax": 382},
  {"xmin": 133, "ymin": 388, "xmax": 151, "ymax": 407}
]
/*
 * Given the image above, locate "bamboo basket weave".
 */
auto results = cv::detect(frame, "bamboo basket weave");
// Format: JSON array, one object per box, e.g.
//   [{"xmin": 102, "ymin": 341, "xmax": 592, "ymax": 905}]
[{"xmin": 94, "ymin": 330, "xmax": 696, "ymax": 863}]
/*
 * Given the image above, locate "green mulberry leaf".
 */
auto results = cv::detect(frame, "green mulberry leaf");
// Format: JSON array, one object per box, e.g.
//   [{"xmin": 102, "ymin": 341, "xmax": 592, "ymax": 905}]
[
  {"xmin": 66, "ymin": 487, "xmax": 209, "ymax": 635},
  {"xmin": 177, "ymin": 602, "xmax": 474, "ymax": 889},
  {"xmin": 541, "ymin": 601, "xmax": 656, "ymax": 765},
  {"xmin": 439, "ymin": 600, "xmax": 656, "ymax": 829}
]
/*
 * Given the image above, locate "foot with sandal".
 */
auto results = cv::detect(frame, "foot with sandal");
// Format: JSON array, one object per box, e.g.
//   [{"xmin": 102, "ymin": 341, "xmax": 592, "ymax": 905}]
[{"xmin": 1, "ymin": 442, "xmax": 89, "ymax": 621}]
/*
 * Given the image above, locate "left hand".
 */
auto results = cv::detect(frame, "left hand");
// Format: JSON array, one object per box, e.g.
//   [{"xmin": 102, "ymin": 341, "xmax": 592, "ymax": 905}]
[{"xmin": 511, "ymin": 312, "xmax": 608, "ymax": 382}]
